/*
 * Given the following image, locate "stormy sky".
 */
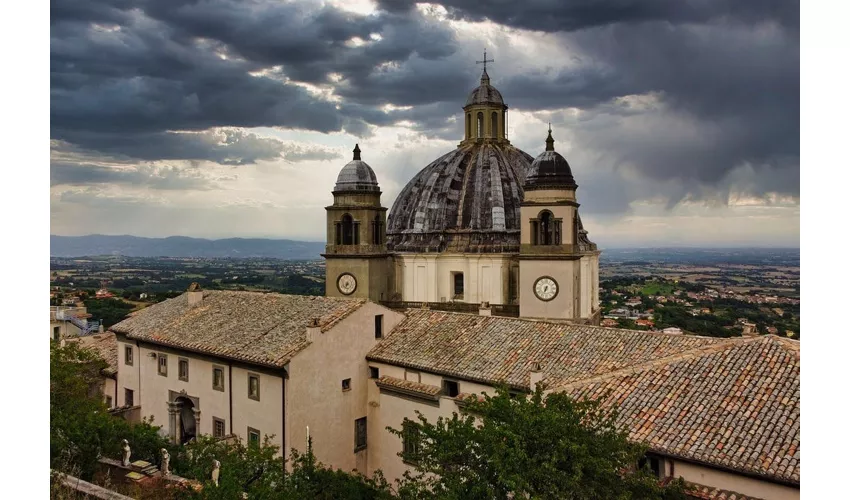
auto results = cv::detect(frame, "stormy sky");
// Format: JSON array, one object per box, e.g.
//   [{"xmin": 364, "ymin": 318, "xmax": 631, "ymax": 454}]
[{"xmin": 50, "ymin": 0, "xmax": 800, "ymax": 247}]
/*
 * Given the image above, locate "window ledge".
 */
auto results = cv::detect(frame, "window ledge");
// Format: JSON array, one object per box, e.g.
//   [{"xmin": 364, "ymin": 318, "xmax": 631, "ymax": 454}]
[{"xmin": 354, "ymin": 445, "xmax": 367, "ymax": 453}]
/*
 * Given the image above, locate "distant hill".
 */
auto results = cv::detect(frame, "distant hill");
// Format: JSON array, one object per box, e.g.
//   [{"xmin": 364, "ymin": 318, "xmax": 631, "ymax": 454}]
[{"xmin": 50, "ymin": 234, "xmax": 325, "ymax": 259}]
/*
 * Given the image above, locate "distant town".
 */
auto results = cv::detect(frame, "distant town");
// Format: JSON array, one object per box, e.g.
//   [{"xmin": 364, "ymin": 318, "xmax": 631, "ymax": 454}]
[{"xmin": 50, "ymin": 248, "xmax": 799, "ymax": 339}]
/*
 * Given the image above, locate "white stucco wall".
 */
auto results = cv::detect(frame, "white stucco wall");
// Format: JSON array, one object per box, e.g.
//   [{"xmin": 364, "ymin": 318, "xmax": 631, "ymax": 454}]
[
  {"xmin": 133, "ymin": 344, "xmax": 232, "ymax": 439},
  {"xmin": 285, "ymin": 302, "xmax": 406, "ymax": 472},
  {"xmin": 396, "ymin": 253, "xmax": 513, "ymax": 304},
  {"xmin": 231, "ymin": 366, "xmax": 285, "ymax": 449},
  {"xmin": 673, "ymin": 459, "xmax": 799, "ymax": 500},
  {"xmin": 366, "ymin": 361, "xmax": 495, "ymax": 483},
  {"xmin": 117, "ymin": 340, "xmax": 140, "ymax": 407}
]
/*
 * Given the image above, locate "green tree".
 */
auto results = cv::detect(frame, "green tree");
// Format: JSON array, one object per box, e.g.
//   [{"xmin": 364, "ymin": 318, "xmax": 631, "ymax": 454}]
[
  {"xmin": 50, "ymin": 342, "xmax": 169, "ymax": 480},
  {"xmin": 389, "ymin": 386, "xmax": 685, "ymax": 500},
  {"xmin": 170, "ymin": 436, "xmax": 393, "ymax": 500}
]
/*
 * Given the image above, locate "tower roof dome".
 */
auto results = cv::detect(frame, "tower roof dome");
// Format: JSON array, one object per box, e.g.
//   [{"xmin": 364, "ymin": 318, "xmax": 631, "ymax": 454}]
[
  {"xmin": 465, "ymin": 69, "xmax": 505, "ymax": 106},
  {"xmin": 334, "ymin": 144, "xmax": 380, "ymax": 193},
  {"xmin": 525, "ymin": 127, "xmax": 577, "ymax": 190}
]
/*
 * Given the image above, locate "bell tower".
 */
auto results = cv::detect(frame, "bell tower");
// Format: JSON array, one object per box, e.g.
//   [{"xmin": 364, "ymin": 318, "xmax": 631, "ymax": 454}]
[
  {"xmin": 323, "ymin": 144, "xmax": 391, "ymax": 301},
  {"xmin": 518, "ymin": 128, "xmax": 601, "ymax": 323}
]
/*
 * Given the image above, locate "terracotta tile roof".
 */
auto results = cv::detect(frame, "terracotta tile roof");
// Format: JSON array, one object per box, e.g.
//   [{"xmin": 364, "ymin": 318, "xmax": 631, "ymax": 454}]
[
  {"xmin": 675, "ymin": 479, "xmax": 765, "ymax": 499},
  {"xmin": 367, "ymin": 309, "xmax": 726, "ymax": 390},
  {"xmin": 110, "ymin": 291, "xmax": 366, "ymax": 368},
  {"xmin": 559, "ymin": 336, "xmax": 800, "ymax": 485},
  {"xmin": 375, "ymin": 375, "xmax": 441, "ymax": 400},
  {"xmin": 68, "ymin": 332, "xmax": 118, "ymax": 376}
]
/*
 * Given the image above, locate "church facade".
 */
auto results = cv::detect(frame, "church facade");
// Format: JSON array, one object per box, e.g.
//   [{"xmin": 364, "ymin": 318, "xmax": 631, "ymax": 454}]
[{"xmin": 324, "ymin": 68, "xmax": 601, "ymax": 323}]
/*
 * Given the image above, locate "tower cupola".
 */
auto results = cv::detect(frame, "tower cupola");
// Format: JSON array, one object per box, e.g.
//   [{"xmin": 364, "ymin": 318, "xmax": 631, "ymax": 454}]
[
  {"xmin": 334, "ymin": 144, "xmax": 380, "ymax": 193},
  {"xmin": 525, "ymin": 126, "xmax": 577, "ymax": 191}
]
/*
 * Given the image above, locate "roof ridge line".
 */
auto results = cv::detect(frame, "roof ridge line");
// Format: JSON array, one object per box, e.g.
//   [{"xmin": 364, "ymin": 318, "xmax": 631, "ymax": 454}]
[
  {"xmin": 408, "ymin": 308, "xmax": 734, "ymax": 339},
  {"xmin": 552, "ymin": 336, "xmax": 757, "ymax": 392}
]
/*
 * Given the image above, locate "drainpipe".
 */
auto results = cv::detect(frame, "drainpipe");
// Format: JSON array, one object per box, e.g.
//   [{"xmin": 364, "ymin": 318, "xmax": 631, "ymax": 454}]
[
  {"xmin": 282, "ymin": 372, "xmax": 286, "ymax": 465},
  {"xmin": 136, "ymin": 339, "xmax": 141, "ymax": 408},
  {"xmin": 228, "ymin": 362, "xmax": 233, "ymax": 436}
]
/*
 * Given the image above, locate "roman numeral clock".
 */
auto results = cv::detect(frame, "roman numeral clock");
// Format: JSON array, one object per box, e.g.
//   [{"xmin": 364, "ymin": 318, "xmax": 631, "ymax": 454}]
[
  {"xmin": 533, "ymin": 276, "xmax": 558, "ymax": 301},
  {"xmin": 337, "ymin": 273, "xmax": 357, "ymax": 295}
]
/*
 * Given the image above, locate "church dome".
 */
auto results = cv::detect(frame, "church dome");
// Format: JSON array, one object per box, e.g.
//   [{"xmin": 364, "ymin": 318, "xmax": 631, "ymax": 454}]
[
  {"xmin": 525, "ymin": 128, "xmax": 577, "ymax": 190},
  {"xmin": 334, "ymin": 144, "xmax": 380, "ymax": 192},
  {"xmin": 465, "ymin": 69, "xmax": 505, "ymax": 107},
  {"xmin": 387, "ymin": 142, "xmax": 533, "ymax": 253}
]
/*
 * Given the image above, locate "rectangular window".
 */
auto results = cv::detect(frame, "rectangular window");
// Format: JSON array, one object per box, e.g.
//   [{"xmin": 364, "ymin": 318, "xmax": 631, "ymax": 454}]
[
  {"xmin": 248, "ymin": 427, "xmax": 261, "ymax": 446},
  {"xmin": 124, "ymin": 388, "xmax": 134, "ymax": 407},
  {"xmin": 453, "ymin": 273, "xmax": 464, "ymax": 298},
  {"xmin": 248, "ymin": 374, "xmax": 260, "ymax": 401},
  {"xmin": 354, "ymin": 417, "xmax": 367, "ymax": 450},
  {"xmin": 213, "ymin": 417, "xmax": 226, "ymax": 438},
  {"xmin": 374, "ymin": 314, "xmax": 384, "ymax": 339},
  {"xmin": 369, "ymin": 366, "xmax": 380, "ymax": 379},
  {"xmin": 157, "ymin": 354, "xmax": 168, "ymax": 377},
  {"xmin": 213, "ymin": 366, "xmax": 225, "ymax": 392},
  {"xmin": 639, "ymin": 456, "xmax": 662, "ymax": 478},
  {"xmin": 402, "ymin": 420, "xmax": 421, "ymax": 464},
  {"xmin": 342, "ymin": 378, "xmax": 351, "ymax": 391},
  {"xmin": 124, "ymin": 345, "xmax": 133, "ymax": 366},
  {"xmin": 53, "ymin": 326, "xmax": 60, "ymax": 340},
  {"xmin": 178, "ymin": 358, "xmax": 189, "ymax": 382},
  {"xmin": 442, "ymin": 380, "xmax": 460, "ymax": 397},
  {"xmin": 105, "ymin": 395, "xmax": 113, "ymax": 408}
]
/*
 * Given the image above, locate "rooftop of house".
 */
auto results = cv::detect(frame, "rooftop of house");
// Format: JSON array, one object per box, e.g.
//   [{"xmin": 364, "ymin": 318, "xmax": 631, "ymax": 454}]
[
  {"xmin": 67, "ymin": 332, "xmax": 118, "ymax": 376},
  {"xmin": 110, "ymin": 291, "xmax": 366, "ymax": 368},
  {"xmin": 367, "ymin": 309, "xmax": 726, "ymax": 391},
  {"xmin": 557, "ymin": 335, "xmax": 800, "ymax": 485}
]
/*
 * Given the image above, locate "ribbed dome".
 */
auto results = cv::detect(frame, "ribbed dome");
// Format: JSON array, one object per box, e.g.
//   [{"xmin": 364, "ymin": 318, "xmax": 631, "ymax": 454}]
[
  {"xmin": 465, "ymin": 69, "xmax": 505, "ymax": 106},
  {"xmin": 525, "ymin": 129, "xmax": 577, "ymax": 190},
  {"xmin": 334, "ymin": 144, "xmax": 380, "ymax": 192},
  {"xmin": 387, "ymin": 142, "xmax": 533, "ymax": 253}
]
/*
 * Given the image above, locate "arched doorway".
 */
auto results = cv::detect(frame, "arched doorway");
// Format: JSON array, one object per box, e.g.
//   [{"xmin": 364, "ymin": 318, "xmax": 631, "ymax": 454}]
[{"xmin": 176, "ymin": 396, "xmax": 196, "ymax": 444}]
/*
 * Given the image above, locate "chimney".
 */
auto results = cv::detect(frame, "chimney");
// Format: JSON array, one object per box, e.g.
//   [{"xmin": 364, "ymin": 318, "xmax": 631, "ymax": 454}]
[
  {"xmin": 306, "ymin": 318, "xmax": 321, "ymax": 343},
  {"xmin": 187, "ymin": 282, "xmax": 203, "ymax": 306},
  {"xmin": 479, "ymin": 301, "xmax": 492, "ymax": 316},
  {"xmin": 529, "ymin": 361, "xmax": 543, "ymax": 389}
]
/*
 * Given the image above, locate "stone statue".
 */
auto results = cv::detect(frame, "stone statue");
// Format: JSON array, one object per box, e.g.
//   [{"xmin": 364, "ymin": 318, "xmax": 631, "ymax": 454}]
[
  {"xmin": 211, "ymin": 459, "xmax": 221, "ymax": 487},
  {"xmin": 160, "ymin": 448, "xmax": 170, "ymax": 476},
  {"xmin": 121, "ymin": 439, "xmax": 131, "ymax": 466}
]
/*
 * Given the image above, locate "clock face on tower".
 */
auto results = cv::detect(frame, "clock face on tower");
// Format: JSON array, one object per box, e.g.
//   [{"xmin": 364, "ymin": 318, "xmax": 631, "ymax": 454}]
[
  {"xmin": 534, "ymin": 276, "xmax": 558, "ymax": 301},
  {"xmin": 337, "ymin": 273, "xmax": 357, "ymax": 295}
]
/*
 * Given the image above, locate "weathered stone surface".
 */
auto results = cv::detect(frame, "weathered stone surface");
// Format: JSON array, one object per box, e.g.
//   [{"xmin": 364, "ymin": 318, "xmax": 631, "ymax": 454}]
[{"xmin": 387, "ymin": 142, "xmax": 534, "ymax": 253}]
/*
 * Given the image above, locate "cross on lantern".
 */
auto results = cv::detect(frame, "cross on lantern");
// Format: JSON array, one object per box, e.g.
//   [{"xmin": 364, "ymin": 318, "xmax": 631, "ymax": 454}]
[{"xmin": 476, "ymin": 49, "xmax": 494, "ymax": 72}]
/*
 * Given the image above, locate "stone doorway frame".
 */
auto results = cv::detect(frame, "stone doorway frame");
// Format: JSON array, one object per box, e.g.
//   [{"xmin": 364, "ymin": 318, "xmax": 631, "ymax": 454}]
[{"xmin": 167, "ymin": 389, "xmax": 201, "ymax": 444}]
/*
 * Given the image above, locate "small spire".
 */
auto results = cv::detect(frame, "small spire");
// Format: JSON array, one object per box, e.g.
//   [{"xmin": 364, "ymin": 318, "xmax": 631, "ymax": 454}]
[
  {"xmin": 476, "ymin": 49, "xmax": 494, "ymax": 85},
  {"xmin": 545, "ymin": 125, "xmax": 555, "ymax": 151},
  {"xmin": 353, "ymin": 143, "xmax": 361, "ymax": 161}
]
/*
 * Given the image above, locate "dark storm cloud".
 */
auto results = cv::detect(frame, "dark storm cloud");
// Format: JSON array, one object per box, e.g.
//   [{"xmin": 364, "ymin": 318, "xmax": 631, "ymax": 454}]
[
  {"xmin": 51, "ymin": 0, "xmax": 461, "ymax": 163},
  {"xmin": 51, "ymin": 0, "xmax": 799, "ymax": 213},
  {"xmin": 376, "ymin": 0, "xmax": 798, "ymax": 32},
  {"xmin": 53, "ymin": 129, "xmax": 339, "ymax": 165},
  {"xmin": 51, "ymin": 161, "xmax": 216, "ymax": 190}
]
